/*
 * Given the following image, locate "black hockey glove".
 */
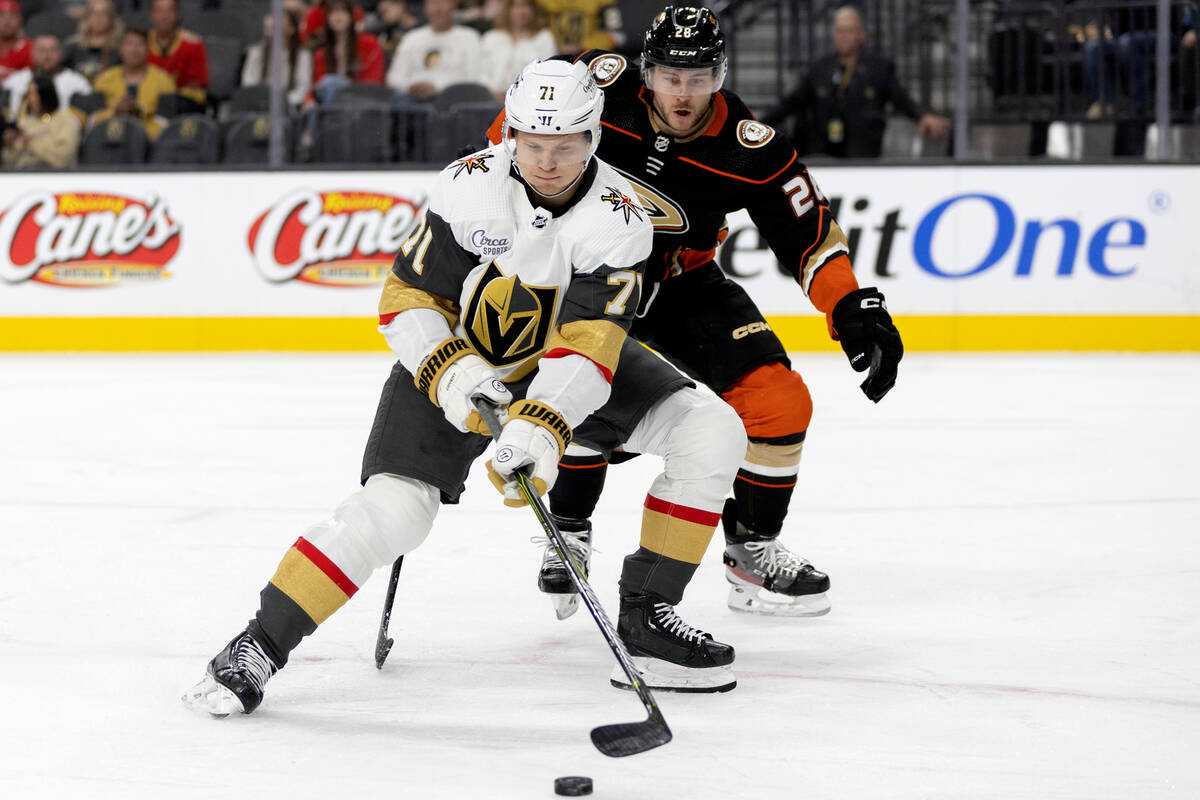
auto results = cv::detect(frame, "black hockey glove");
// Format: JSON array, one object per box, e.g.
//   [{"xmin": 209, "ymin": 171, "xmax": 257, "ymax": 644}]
[{"xmin": 832, "ymin": 287, "xmax": 903, "ymax": 403}]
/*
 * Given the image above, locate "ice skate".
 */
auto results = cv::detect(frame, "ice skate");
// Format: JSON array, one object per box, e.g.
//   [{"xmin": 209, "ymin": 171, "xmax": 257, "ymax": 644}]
[
  {"xmin": 182, "ymin": 629, "xmax": 279, "ymax": 717},
  {"xmin": 533, "ymin": 517, "xmax": 591, "ymax": 620},
  {"xmin": 610, "ymin": 594, "xmax": 736, "ymax": 693},
  {"xmin": 723, "ymin": 502, "xmax": 832, "ymax": 617}
]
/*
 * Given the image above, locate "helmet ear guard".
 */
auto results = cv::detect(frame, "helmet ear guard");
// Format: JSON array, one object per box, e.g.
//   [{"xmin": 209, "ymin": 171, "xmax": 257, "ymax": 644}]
[{"xmin": 502, "ymin": 59, "xmax": 605, "ymax": 162}]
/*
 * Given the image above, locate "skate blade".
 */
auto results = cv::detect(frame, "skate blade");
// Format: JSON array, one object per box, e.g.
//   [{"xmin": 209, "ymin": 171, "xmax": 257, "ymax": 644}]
[
  {"xmin": 181, "ymin": 674, "xmax": 245, "ymax": 717},
  {"xmin": 547, "ymin": 592, "xmax": 579, "ymax": 621},
  {"xmin": 727, "ymin": 584, "xmax": 832, "ymax": 617},
  {"xmin": 610, "ymin": 657, "xmax": 736, "ymax": 693}
]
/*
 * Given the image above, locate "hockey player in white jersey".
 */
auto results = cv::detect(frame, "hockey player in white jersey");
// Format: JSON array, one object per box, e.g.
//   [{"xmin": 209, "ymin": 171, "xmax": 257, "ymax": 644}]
[{"xmin": 182, "ymin": 60, "xmax": 747, "ymax": 716}]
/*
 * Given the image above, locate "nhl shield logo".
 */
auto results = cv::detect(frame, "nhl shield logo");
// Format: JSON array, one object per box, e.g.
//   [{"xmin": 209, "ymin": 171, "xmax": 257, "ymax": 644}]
[
  {"xmin": 464, "ymin": 262, "xmax": 559, "ymax": 366},
  {"xmin": 654, "ymin": 135, "xmax": 670, "ymax": 152},
  {"xmin": 736, "ymin": 120, "xmax": 776, "ymax": 148}
]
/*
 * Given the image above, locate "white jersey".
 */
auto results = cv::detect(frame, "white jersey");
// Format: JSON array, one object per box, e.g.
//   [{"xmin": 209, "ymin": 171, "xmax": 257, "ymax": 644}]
[{"xmin": 384, "ymin": 143, "xmax": 652, "ymax": 382}]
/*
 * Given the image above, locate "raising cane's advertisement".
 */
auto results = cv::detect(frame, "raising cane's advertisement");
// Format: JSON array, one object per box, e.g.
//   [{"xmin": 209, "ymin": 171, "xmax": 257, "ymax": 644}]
[
  {"xmin": 0, "ymin": 191, "xmax": 181, "ymax": 287},
  {"xmin": 247, "ymin": 189, "xmax": 424, "ymax": 287}
]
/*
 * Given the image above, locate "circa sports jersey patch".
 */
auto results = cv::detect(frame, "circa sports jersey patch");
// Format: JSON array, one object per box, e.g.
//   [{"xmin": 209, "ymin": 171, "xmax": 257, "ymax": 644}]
[
  {"xmin": 589, "ymin": 54, "xmax": 627, "ymax": 86},
  {"xmin": 736, "ymin": 119, "xmax": 776, "ymax": 148},
  {"xmin": 469, "ymin": 228, "xmax": 511, "ymax": 257},
  {"xmin": 450, "ymin": 152, "xmax": 493, "ymax": 178},
  {"xmin": 600, "ymin": 187, "xmax": 644, "ymax": 223},
  {"xmin": 464, "ymin": 262, "xmax": 558, "ymax": 366}
]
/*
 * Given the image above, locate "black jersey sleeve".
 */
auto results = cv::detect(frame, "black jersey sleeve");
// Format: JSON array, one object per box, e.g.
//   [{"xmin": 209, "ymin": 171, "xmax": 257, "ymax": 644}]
[
  {"xmin": 740, "ymin": 135, "xmax": 852, "ymax": 298},
  {"xmin": 389, "ymin": 209, "xmax": 477, "ymax": 304}
]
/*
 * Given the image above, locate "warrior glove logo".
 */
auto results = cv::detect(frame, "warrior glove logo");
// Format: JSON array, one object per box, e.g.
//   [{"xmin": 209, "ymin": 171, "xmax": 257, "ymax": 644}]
[{"xmin": 464, "ymin": 262, "xmax": 558, "ymax": 366}]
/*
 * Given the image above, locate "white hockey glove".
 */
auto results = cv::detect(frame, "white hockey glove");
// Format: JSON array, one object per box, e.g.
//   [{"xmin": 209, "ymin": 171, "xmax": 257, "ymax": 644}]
[
  {"xmin": 414, "ymin": 337, "xmax": 512, "ymax": 435},
  {"xmin": 486, "ymin": 399, "xmax": 572, "ymax": 507}
]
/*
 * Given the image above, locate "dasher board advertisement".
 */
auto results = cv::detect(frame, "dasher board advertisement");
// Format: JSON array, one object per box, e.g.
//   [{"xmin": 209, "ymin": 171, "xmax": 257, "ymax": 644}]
[{"xmin": 1, "ymin": 166, "xmax": 1196, "ymax": 351}]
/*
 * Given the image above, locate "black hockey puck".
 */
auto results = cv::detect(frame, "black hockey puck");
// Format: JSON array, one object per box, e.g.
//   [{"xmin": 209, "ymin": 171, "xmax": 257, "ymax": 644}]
[{"xmin": 554, "ymin": 776, "xmax": 593, "ymax": 796}]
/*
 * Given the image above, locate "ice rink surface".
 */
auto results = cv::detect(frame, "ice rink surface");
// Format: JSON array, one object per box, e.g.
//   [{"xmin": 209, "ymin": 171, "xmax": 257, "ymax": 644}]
[{"xmin": 1, "ymin": 351, "xmax": 1198, "ymax": 799}]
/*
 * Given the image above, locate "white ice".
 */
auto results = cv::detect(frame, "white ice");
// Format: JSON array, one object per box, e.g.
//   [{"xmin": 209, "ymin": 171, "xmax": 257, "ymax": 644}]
[{"xmin": 1, "ymin": 352, "xmax": 1198, "ymax": 799}]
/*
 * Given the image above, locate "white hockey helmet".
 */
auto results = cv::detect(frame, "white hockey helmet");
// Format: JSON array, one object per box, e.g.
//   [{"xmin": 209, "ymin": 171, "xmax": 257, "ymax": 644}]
[{"xmin": 502, "ymin": 59, "xmax": 605, "ymax": 162}]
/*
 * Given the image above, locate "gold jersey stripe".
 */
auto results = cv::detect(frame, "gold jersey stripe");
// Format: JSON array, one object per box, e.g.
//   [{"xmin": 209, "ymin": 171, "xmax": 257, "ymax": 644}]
[
  {"xmin": 378, "ymin": 273, "xmax": 460, "ymax": 328},
  {"xmin": 545, "ymin": 318, "xmax": 627, "ymax": 377},
  {"xmin": 268, "ymin": 546, "xmax": 353, "ymax": 625},
  {"xmin": 639, "ymin": 506, "xmax": 717, "ymax": 565}
]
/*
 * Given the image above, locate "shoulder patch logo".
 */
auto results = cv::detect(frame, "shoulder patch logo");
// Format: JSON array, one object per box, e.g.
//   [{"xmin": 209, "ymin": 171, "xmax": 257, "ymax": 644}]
[
  {"xmin": 590, "ymin": 54, "xmax": 628, "ymax": 87},
  {"xmin": 450, "ymin": 152, "xmax": 493, "ymax": 178},
  {"xmin": 600, "ymin": 187, "xmax": 644, "ymax": 224},
  {"xmin": 736, "ymin": 120, "xmax": 775, "ymax": 148}
]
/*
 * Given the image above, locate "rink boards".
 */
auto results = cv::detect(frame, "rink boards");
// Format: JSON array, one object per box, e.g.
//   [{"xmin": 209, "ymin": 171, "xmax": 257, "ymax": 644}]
[{"xmin": 1, "ymin": 165, "xmax": 1197, "ymax": 351}]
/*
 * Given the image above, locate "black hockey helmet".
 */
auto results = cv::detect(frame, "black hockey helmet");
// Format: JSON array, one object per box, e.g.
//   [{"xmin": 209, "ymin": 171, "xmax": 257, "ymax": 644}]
[{"xmin": 642, "ymin": 6, "xmax": 727, "ymax": 72}]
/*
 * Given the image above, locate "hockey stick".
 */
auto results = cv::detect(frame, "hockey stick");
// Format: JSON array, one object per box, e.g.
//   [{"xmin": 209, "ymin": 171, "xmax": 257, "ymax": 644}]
[
  {"xmin": 475, "ymin": 401, "xmax": 672, "ymax": 758},
  {"xmin": 374, "ymin": 556, "xmax": 404, "ymax": 669}
]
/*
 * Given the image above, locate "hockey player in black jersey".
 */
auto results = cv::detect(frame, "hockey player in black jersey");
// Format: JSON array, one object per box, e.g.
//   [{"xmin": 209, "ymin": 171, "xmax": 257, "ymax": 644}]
[{"xmin": 489, "ymin": 6, "xmax": 903, "ymax": 618}]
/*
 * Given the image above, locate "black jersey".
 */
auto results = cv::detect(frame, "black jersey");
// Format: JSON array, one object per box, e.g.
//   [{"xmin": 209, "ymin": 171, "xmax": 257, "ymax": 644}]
[{"xmin": 575, "ymin": 50, "xmax": 853, "ymax": 303}]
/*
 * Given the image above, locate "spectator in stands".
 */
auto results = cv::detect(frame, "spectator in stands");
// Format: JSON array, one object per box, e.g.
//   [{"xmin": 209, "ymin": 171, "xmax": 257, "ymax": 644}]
[
  {"xmin": 147, "ymin": 0, "xmax": 209, "ymax": 111},
  {"xmin": 303, "ymin": 0, "xmax": 366, "ymax": 43},
  {"xmin": 3, "ymin": 75, "xmax": 80, "ymax": 167},
  {"xmin": 386, "ymin": 0, "xmax": 482, "ymax": 101},
  {"xmin": 0, "ymin": 0, "xmax": 32, "ymax": 83},
  {"xmin": 541, "ymin": 0, "xmax": 624, "ymax": 55},
  {"xmin": 1082, "ymin": 3, "xmax": 1197, "ymax": 118},
  {"xmin": 311, "ymin": 0, "xmax": 386, "ymax": 102},
  {"xmin": 458, "ymin": 0, "xmax": 503, "ymax": 34},
  {"xmin": 366, "ymin": 0, "xmax": 419, "ymax": 64},
  {"xmin": 480, "ymin": 0, "xmax": 555, "ymax": 101},
  {"xmin": 763, "ymin": 5, "xmax": 950, "ymax": 158},
  {"xmin": 242, "ymin": 8, "xmax": 313, "ymax": 109},
  {"xmin": 63, "ymin": 0, "xmax": 124, "ymax": 83},
  {"xmin": 4, "ymin": 35, "xmax": 91, "ymax": 117},
  {"xmin": 93, "ymin": 28, "xmax": 176, "ymax": 139}
]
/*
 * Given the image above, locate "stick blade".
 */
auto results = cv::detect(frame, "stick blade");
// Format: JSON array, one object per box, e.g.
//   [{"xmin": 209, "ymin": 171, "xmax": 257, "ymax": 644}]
[
  {"xmin": 374, "ymin": 636, "xmax": 394, "ymax": 670},
  {"xmin": 590, "ymin": 720, "xmax": 672, "ymax": 758}
]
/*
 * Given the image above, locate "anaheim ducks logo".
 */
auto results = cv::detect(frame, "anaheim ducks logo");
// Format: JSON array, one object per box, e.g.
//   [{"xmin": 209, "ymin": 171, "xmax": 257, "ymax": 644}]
[
  {"xmin": 600, "ymin": 187, "xmax": 644, "ymax": 224},
  {"xmin": 464, "ymin": 262, "xmax": 559, "ymax": 366},
  {"xmin": 451, "ymin": 152, "xmax": 493, "ymax": 178},
  {"xmin": 589, "ymin": 54, "xmax": 627, "ymax": 86},
  {"xmin": 736, "ymin": 119, "xmax": 775, "ymax": 148},
  {"xmin": 612, "ymin": 168, "xmax": 688, "ymax": 233}
]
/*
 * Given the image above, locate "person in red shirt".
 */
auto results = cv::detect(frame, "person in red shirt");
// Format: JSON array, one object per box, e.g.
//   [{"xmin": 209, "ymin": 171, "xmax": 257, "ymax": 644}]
[
  {"xmin": 302, "ymin": 0, "xmax": 365, "ymax": 43},
  {"xmin": 0, "ymin": 0, "xmax": 32, "ymax": 83},
  {"xmin": 147, "ymin": 0, "xmax": 209, "ymax": 109},
  {"xmin": 311, "ymin": 0, "xmax": 384, "ymax": 99}
]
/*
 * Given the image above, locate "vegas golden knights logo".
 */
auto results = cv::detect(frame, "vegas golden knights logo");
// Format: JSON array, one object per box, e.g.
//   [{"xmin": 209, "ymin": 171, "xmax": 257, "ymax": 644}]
[{"xmin": 464, "ymin": 262, "xmax": 559, "ymax": 366}]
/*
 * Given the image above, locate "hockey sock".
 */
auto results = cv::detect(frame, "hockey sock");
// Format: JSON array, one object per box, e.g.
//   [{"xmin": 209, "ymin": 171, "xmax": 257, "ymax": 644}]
[
  {"xmin": 548, "ymin": 452, "xmax": 609, "ymax": 520},
  {"xmin": 729, "ymin": 437, "xmax": 803, "ymax": 539},
  {"xmin": 619, "ymin": 494, "xmax": 722, "ymax": 605},
  {"xmin": 251, "ymin": 537, "xmax": 359, "ymax": 666}
]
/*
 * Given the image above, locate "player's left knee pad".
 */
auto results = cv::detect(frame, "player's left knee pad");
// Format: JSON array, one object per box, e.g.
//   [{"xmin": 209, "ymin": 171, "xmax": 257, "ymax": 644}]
[
  {"xmin": 627, "ymin": 386, "xmax": 746, "ymax": 508},
  {"xmin": 721, "ymin": 361, "xmax": 813, "ymax": 442},
  {"xmin": 303, "ymin": 473, "xmax": 440, "ymax": 586}
]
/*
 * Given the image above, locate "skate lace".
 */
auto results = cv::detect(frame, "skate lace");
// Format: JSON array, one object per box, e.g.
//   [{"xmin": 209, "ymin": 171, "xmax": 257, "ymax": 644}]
[
  {"xmin": 530, "ymin": 530, "xmax": 591, "ymax": 568},
  {"xmin": 652, "ymin": 603, "xmax": 710, "ymax": 644},
  {"xmin": 234, "ymin": 636, "xmax": 276, "ymax": 694},
  {"xmin": 743, "ymin": 539, "xmax": 811, "ymax": 578}
]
